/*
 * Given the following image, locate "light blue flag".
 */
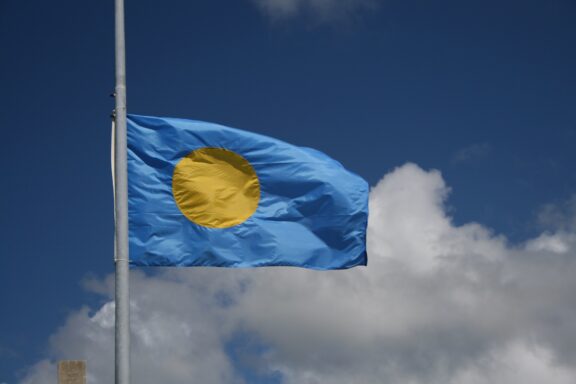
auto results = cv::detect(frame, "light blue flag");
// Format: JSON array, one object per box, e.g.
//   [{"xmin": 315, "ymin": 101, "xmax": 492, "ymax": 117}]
[{"xmin": 128, "ymin": 114, "xmax": 368, "ymax": 269}]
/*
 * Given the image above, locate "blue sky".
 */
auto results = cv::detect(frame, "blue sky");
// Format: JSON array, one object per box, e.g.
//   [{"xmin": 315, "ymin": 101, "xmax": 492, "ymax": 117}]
[{"xmin": 1, "ymin": 0, "xmax": 576, "ymax": 383}]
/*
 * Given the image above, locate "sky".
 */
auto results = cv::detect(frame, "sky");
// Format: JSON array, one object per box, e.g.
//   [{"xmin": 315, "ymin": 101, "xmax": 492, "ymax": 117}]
[{"xmin": 1, "ymin": 0, "xmax": 576, "ymax": 382}]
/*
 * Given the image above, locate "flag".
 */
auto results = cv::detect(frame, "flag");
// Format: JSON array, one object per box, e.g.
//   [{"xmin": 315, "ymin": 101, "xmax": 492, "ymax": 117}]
[{"xmin": 127, "ymin": 114, "xmax": 368, "ymax": 269}]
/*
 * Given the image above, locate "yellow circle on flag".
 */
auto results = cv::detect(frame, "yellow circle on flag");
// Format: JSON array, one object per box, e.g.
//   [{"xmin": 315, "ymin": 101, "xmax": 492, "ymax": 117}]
[{"xmin": 172, "ymin": 147, "xmax": 260, "ymax": 228}]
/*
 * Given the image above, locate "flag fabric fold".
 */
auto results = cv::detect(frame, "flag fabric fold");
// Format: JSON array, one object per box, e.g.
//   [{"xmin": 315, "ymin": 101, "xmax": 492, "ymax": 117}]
[{"xmin": 128, "ymin": 114, "xmax": 368, "ymax": 269}]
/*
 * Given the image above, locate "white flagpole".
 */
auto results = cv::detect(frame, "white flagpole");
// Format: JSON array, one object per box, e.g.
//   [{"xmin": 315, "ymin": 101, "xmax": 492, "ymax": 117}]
[{"xmin": 114, "ymin": 0, "xmax": 130, "ymax": 382}]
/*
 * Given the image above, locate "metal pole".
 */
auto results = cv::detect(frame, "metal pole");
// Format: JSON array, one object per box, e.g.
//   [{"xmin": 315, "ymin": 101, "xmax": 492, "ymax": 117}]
[{"xmin": 114, "ymin": 0, "xmax": 130, "ymax": 382}]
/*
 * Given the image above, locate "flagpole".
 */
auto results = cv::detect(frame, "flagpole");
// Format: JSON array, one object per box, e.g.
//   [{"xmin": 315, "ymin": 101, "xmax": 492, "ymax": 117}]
[{"xmin": 114, "ymin": 0, "xmax": 130, "ymax": 382}]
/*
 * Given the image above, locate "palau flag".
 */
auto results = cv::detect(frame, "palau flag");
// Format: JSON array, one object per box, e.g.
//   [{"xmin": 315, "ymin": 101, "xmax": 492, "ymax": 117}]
[{"xmin": 127, "ymin": 114, "xmax": 368, "ymax": 269}]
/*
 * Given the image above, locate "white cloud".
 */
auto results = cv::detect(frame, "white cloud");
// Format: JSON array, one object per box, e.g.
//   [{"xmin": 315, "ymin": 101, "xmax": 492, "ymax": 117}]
[
  {"xmin": 20, "ymin": 163, "xmax": 576, "ymax": 383},
  {"xmin": 537, "ymin": 194, "xmax": 576, "ymax": 232},
  {"xmin": 452, "ymin": 342, "xmax": 575, "ymax": 384},
  {"xmin": 451, "ymin": 142, "xmax": 493, "ymax": 164},
  {"xmin": 249, "ymin": 0, "xmax": 378, "ymax": 21}
]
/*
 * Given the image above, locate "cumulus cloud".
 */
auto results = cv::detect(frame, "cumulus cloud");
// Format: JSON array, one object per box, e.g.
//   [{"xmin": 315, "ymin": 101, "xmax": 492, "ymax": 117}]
[
  {"xmin": 20, "ymin": 163, "xmax": 576, "ymax": 383},
  {"xmin": 249, "ymin": 0, "xmax": 378, "ymax": 21},
  {"xmin": 537, "ymin": 194, "xmax": 576, "ymax": 232}
]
